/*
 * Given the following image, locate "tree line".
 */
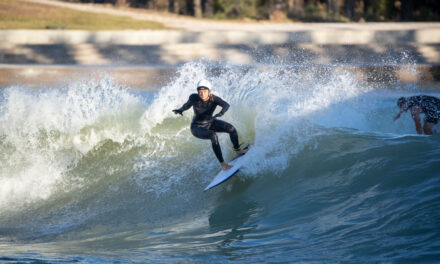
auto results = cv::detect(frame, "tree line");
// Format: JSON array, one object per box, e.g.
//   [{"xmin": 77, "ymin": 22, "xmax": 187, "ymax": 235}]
[{"xmin": 66, "ymin": 0, "xmax": 440, "ymax": 21}]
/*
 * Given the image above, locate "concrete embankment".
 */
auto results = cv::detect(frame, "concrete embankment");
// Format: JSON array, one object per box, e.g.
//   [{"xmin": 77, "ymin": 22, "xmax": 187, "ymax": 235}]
[
  {"xmin": 1, "ymin": 27, "xmax": 440, "ymax": 65},
  {"xmin": 1, "ymin": 23, "xmax": 440, "ymax": 88}
]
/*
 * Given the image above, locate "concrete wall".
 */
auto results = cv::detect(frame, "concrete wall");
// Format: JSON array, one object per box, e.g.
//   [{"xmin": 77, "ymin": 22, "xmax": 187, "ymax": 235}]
[
  {"xmin": 2, "ymin": 28, "xmax": 440, "ymax": 45},
  {"xmin": 1, "ymin": 25, "xmax": 440, "ymax": 87},
  {"xmin": 1, "ymin": 26, "xmax": 440, "ymax": 66}
]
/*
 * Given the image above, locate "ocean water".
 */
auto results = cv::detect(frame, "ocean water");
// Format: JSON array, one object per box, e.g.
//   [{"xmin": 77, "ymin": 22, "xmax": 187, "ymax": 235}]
[{"xmin": 0, "ymin": 62, "xmax": 439, "ymax": 263}]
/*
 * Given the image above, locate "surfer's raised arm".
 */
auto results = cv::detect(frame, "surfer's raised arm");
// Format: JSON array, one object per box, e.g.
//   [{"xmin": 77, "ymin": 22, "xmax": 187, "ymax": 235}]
[{"xmin": 172, "ymin": 96, "xmax": 194, "ymax": 116}]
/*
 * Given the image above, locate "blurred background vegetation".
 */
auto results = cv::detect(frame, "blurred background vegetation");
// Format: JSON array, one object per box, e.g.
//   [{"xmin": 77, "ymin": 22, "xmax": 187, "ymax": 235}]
[
  {"xmin": 0, "ymin": 0, "xmax": 165, "ymax": 29},
  {"xmin": 65, "ymin": 0, "xmax": 440, "ymax": 22}
]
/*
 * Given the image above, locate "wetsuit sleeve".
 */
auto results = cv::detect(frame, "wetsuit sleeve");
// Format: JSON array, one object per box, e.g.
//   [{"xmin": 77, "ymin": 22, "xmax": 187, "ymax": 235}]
[
  {"xmin": 177, "ymin": 95, "xmax": 196, "ymax": 112},
  {"xmin": 213, "ymin": 95, "xmax": 230, "ymax": 117}
]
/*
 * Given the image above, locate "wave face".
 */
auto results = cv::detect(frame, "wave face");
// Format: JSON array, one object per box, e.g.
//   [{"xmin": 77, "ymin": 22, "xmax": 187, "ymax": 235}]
[{"xmin": 0, "ymin": 63, "xmax": 439, "ymax": 263}]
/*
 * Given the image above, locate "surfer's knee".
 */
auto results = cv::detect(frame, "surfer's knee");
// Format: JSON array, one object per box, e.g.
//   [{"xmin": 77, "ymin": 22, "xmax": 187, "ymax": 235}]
[
  {"xmin": 225, "ymin": 123, "xmax": 236, "ymax": 134},
  {"xmin": 423, "ymin": 121, "xmax": 435, "ymax": 135},
  {"xmin": 209, "ymin": 132, "xmax": 219, "ymax": 144}
]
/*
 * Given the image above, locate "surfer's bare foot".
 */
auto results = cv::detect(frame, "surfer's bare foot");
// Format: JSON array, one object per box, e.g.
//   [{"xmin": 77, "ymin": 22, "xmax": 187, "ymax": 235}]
[
  {"xmin": 221, "ymin": 162, "xmax": 233, "ymax": 170},
  {"xmin": 236, "ymin": 148, "xmax": 248, "ymax": 156}
]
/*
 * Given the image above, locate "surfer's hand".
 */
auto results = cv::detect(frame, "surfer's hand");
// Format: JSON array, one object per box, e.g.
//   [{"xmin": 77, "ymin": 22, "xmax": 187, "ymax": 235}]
[
  {"xmin": 393, "ymin": 112, "xmax": 401, "ymax": 121},
  {"xmin": 172, "ymin": 109, "xmax": 183, "ymax": 116},
  {"xmin": 213, "ymin": 113, "xmax": 222, "ymax": 119}
]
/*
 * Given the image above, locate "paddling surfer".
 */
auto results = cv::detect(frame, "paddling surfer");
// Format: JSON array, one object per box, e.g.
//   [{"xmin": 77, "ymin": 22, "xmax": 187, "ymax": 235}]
[
  {"xmin": 172, "ymin": 79, "xmax": 248, "ymax": 170},
  {"xmin": 394, "ymin": 95, "xmax": 440, "ymax": 135}
]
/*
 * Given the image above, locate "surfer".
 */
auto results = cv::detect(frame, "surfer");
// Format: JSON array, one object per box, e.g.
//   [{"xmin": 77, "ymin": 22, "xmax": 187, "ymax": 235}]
[
  {"xmin": 172, "ymin": 79, "xmax": 248, "ymax": 170},
  {"xmin": 394, "ymin": 95, "xmax": 440, "ymax": 135}
]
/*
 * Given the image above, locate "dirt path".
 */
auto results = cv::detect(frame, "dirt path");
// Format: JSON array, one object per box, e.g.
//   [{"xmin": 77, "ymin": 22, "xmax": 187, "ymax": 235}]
[{"xmin": 24, "ymin": 0, "xmax": 440, "ymax": 32}]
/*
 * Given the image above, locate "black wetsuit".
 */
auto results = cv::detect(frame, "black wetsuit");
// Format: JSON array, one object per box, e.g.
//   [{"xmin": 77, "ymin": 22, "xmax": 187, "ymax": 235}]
[
  {"xmin": 177, "ymin": 94, "xmax": 240, "ymax": 163},
  {"xmin": 407, "ymin": 95, "xmax": 440, "ymax": 124}
]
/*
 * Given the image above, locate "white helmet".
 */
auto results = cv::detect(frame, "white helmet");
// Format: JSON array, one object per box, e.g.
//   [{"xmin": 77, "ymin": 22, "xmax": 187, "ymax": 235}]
[{"xmin": 196, "ymin": 79, "xmax": 212, "ymax": 91}]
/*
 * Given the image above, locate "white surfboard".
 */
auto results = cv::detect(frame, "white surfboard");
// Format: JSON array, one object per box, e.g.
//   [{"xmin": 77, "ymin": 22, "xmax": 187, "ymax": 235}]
[{"xmin": 204, "ymin": 152, "xmax": 248, "ymax": 191}]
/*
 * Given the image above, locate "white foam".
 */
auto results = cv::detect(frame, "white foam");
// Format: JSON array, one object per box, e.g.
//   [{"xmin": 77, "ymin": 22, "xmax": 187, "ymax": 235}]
[
  {"xmin": 139, "ymin": 62, "xmax": 372, "ymax": 177},
  {"xmin": 0, "ymin": 75, "xmax": 143, "ymax": 211}
]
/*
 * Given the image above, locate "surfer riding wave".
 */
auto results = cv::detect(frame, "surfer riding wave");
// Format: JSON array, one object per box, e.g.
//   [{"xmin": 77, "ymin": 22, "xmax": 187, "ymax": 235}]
[
  {"xmin": 173, "ymin": 79, "xmax": 248, "ymax": 170},
  {"xmin": 394, "ymin": 95, "xmax": 440, "ymax": 135}
]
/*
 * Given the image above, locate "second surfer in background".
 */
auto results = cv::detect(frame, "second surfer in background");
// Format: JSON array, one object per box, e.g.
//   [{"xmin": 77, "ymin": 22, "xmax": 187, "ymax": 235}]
[
  {"xmin": 394, "ymin": 95, "xmax": 440, "ymax": 135},
  {"xmin": 172, "ymin": 79, "xmax": 248, "ymax": 170}
]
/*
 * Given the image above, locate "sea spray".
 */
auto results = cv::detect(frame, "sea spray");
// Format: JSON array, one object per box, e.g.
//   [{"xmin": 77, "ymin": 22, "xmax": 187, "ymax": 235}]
[
  {"xmin": 0, "ymin": 75, "xmax": 146, "ymax": 235},
  {"xmin": 139, "ymin": 61, "xmax": 373, "ymax": 175},
  {"xmin": 1, "ymin": 61, "xmax": 439, "ymax": 263}
]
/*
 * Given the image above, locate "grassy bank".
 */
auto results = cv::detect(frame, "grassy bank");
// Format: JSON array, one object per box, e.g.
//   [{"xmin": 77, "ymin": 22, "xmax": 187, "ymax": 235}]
[{"xmin": 0, "ymin": 0, "xmax": 166, "ymax": 30}]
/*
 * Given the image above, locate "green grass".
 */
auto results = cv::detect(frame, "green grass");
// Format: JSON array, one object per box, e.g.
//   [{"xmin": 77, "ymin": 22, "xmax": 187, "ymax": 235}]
[{"xmin": 0, "ymin": 0, "xmax": 166, "ymax": 30}]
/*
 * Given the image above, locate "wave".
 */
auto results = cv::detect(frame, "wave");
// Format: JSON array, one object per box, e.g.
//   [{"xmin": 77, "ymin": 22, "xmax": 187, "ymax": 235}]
[{"xmin": 0, "ymin": 62, "xmax": 439, "ymax": 262}]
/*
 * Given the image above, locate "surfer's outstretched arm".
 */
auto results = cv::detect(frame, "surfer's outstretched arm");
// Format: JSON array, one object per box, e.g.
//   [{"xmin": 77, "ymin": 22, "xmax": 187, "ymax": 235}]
[
  {"xmin": 172, "ymin": 97, "xmax": 193, "ymax": 116},
  {"xmin": 393, "ymin": 111, "xmax": 403, "ymax": 121}
]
